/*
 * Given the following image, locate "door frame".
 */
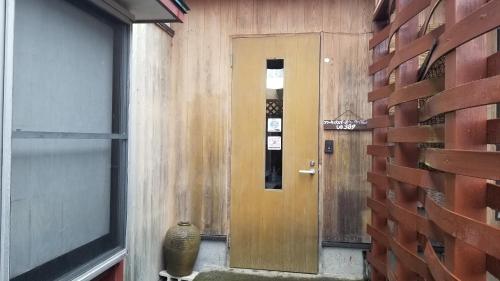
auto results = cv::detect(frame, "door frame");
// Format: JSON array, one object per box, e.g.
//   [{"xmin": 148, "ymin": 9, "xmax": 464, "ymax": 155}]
[{"xmin": 227, "ymin": 32, "xmax": 323, "ymax": 272}]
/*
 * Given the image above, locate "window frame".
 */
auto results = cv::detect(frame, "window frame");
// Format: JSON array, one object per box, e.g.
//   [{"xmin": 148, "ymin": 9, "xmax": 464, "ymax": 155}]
[{"xmin": 0, "ymin": 0, "xmax": 131, "ymax": 280}]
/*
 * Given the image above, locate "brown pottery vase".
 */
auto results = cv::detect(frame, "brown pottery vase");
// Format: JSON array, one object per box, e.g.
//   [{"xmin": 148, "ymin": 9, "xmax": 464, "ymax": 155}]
[{"xmin": 163, "ymin": 221, "xmax": 201, "ymax": 277}]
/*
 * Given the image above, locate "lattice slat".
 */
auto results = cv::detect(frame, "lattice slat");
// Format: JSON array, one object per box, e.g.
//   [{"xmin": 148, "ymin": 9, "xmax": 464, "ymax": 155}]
[{"xmin": 367, "ymin": 0, "xmax": 500, "ymax": 280}]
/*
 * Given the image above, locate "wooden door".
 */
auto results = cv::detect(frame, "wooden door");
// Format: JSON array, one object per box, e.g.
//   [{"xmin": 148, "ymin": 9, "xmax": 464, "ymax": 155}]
[{"xmin": 230, "ymin": 34, "xmax": 320, "ymax": 274}]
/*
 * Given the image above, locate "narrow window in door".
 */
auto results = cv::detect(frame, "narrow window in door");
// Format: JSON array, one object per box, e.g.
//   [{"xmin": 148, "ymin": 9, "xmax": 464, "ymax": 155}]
[{"xmin": 265, "ymin": 59, "xmax": 284, "ymax": 190}]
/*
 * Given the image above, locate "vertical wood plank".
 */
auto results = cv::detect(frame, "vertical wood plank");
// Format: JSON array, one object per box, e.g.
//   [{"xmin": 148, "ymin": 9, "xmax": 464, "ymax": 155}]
[
  {"xmin": 268, "ymin": 0, "xmax": 289, "ymax": 34},
  {"xmin": 236, "ymin": 0, "xmax": 255, "ymax": 34},
  {"xmin": 185, "ymin": 0, "xmax": 204, "ymax": 227},
  {"xmin": 303, "ymin": 0, "xmax": 323, "ymax": 32},
  {"xmin": 126, "ymin": 24, "xmax": 174, "ymax": 281},
  {"xmin": 286, "ymin": 0, "xmax": 305, "ymax": 33},
  {"xmin": 393, "ymin": 0, "xmax": 419, "ymax": 279},
  {"xmin": 254, "ymin": 0, "xmax": 271, "ymax": 34},
  {"xmin": 200, "ymin": 0, "xmax": 224, "ymax": 235},
  {"xmin": 321, "ymin": 33, "xmax": 373, "ymax": 243},
  {"xmin": 444, "ymin": 1, "xmax": 488, "ymax": 280},
  {"xmin": 321, "ymin": 0, "xmax": 341, "ymax": 33},
  {"xmin": 169, "ymin": 0, "xmax": 189, "ymax": 225},
  {"xmin": 370, "ymin": 24, "xmax": 390, "ymax": 281},
  {"xmin": 219, "ymin": 0, "xmax": 237, "ymax": 236}
]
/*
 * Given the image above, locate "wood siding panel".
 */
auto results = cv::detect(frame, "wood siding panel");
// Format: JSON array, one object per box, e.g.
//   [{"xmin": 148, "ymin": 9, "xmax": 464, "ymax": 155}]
[
  {"xmin": 126, "ymin": 24, "xmax": 175, "ymax": 281},
  {"xmin": 170, "ymin": 0, "xmax": 374, "ymax": 242},
  {"xmin": 255, "ymin": 0, "xmax": 272, "ymax": 34},
  {"xmin": 236, "ymin": 0, "xmax": 255, "ymax": 34},
  {"xmin": 304, "ymin": 0, "xmax": 323, "ymax": 32},
  {"xmin": 321, "ymin": 33, "xmax": 373, "ymax": 243}
]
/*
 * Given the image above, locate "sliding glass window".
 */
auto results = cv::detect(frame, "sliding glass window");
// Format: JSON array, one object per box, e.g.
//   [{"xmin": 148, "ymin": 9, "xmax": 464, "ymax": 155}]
[{"xmin": 10, "ymin": 0, "xmax": 128, "ymax": 280}]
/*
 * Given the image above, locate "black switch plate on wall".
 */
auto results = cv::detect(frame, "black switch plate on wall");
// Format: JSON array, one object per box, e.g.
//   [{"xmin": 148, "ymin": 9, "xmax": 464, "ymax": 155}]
[{"xmin": 325, "ymin": 140, "xmax": 334, "ymax": 154}]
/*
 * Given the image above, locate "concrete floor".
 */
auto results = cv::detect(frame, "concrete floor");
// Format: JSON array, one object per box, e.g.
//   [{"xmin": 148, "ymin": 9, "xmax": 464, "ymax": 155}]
[{"xmin": 193, "ymin": 271, "xmax": 350, "ymax": 281}]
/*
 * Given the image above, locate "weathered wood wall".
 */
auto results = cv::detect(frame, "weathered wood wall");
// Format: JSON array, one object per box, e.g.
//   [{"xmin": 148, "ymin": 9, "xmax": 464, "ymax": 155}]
[
  {"xmin": 170, "ymin": 0, "xmax": 374, "ymax": 242},
  {"xmin": 321, "ymin": 33, "xmax": 373, "ymax": 243},
  {"xmin": 126, "ymin": 24, "xmax": 175, "ymax": 281}
]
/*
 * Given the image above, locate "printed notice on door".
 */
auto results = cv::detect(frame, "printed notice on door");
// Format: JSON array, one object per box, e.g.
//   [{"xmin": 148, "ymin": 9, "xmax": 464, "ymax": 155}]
[
  {"xmin": 267, "ymin": 118, "xmax": 282, "ymax": 132},
  {"xmin": 267, "ymin": 136, "xmax": 282, "ymax": 150}
]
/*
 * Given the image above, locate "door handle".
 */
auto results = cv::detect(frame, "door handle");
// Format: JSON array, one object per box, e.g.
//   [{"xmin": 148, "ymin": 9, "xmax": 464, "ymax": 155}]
[{"xmin": 299, "ymin": 169, "xmax": 316, "ymax": 175}]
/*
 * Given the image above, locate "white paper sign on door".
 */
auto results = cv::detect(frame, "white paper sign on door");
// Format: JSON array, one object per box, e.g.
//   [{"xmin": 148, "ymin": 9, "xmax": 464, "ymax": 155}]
[
  {"xmin": 267, "ymin": 118, "xmax": 282, "ymax": 132},
  {"xmin": 267, "ymin": 136, "xmax": 282, "ymax": 150}
]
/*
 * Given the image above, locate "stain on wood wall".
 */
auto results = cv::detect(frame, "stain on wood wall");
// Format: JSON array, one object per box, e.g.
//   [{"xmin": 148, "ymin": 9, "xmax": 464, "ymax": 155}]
[
  {"xmin": 126, "ymin": 24, "xmax": 175, "ymax": 281},
  {"xmin": 170, "ymin": 0, "xmax": 374, "ymax": 242},
  {"xmin": 321, "ymin": 33, "xmax": 372, "ymax": 243}
]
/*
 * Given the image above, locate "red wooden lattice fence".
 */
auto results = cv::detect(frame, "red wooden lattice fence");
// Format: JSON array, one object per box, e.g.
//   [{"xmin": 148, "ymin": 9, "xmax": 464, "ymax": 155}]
[{"xmin": 367, "ymin": 0, "xmax": 500, "ymax": 280}]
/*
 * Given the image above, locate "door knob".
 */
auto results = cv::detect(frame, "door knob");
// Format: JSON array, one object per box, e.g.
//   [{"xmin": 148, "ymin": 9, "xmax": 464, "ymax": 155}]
[{"xmin": 299, "ymin": 169, "xmax": 316, "ymax": 175}]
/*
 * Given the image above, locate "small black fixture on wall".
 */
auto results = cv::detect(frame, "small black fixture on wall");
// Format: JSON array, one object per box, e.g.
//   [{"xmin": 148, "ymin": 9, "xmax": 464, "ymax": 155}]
[{"xmin": 325, "ymin": 140, "xmax": 334, "ymax": 154}]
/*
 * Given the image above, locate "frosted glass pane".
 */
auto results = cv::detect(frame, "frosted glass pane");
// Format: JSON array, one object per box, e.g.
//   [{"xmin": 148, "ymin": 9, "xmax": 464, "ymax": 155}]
[
  {"xmin": 10, "ymin": 139, "xmax": 112, "ymax": 278},
  {"xmin": 13, "ymin": 0, "xmax": 114, "ymax": 134}
]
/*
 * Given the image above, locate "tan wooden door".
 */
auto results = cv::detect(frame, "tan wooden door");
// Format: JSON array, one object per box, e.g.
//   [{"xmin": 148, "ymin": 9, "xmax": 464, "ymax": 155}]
[{"xmin": 230, "ymin": 34, "xmax": 320, "ymax": 274}]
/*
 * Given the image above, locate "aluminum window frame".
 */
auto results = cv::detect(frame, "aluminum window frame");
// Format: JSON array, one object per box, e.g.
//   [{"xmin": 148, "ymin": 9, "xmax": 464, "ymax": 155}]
[{"xmin": 0, "ymin": 1, "xmax": 132, "ymax": 280}]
